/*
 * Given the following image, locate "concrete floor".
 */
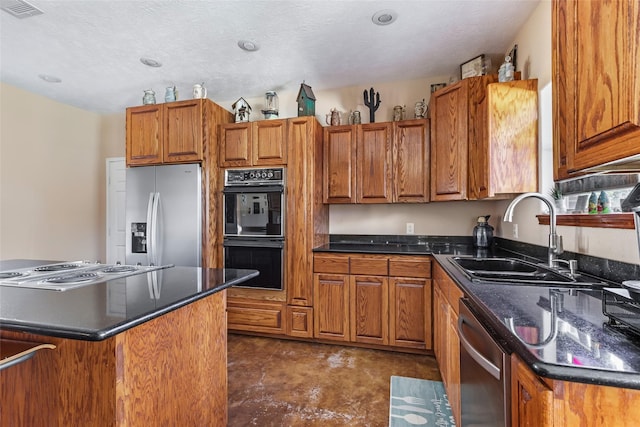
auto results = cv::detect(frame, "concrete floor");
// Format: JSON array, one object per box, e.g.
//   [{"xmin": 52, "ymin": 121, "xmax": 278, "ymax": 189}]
[{"xmin": 228, "ymin": 334, "xmax": 441, "ymax": 426}]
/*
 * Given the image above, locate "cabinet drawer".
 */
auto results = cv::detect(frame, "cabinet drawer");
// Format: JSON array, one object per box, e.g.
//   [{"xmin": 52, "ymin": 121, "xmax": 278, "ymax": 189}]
[
  {"xmin": 314, "ymin": 254, "xmax": 349, "ymax": 274},
  {"xmin": 350, "ymin": 256, "xmax": 388, "ymax": 276},
  {"xmin": 389, "ymin": 256, "xmax": 431, "ymax": 278},
  {"xmin": 227, "ymin": 300, "xmax": 284, "ymax": 334}
]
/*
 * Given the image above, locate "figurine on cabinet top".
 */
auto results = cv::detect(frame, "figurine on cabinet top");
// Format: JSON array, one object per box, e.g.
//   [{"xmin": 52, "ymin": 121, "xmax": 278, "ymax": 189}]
[
  {"xmin": 296, "ymin": 82, "xmax": 316, "ymax": 117},
  {"xmin": 232, "ymin": 97, "xmax": 252, "ymax": 123}
]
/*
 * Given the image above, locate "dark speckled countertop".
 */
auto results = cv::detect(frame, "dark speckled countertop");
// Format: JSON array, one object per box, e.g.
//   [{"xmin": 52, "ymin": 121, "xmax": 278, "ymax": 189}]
[
  {"xmin": 316, "ymin": 235, "xmax": 640, "ymax": 390},
  {"xmin": 0, "ymin": 260, "xmax": 258, "ymax": 341}
]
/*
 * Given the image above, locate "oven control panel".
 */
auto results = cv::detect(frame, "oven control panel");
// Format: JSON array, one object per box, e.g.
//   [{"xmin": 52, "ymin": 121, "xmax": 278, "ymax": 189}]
[{"xmin": 224, "ymin": 168, "xmax": 285, "ymax": 186}]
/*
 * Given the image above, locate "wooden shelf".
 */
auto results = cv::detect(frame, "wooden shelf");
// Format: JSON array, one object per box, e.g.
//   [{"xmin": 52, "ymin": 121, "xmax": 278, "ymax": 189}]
[{"xmin": 536, "ymin": 213, "xmax": 634, "ymax": 229}]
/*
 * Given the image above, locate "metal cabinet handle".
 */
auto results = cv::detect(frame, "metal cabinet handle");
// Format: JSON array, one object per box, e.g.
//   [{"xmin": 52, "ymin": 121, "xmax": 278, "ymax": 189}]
[{"xmin": 458, "ymin": 314, "xmax": 502, "ymax": 380}]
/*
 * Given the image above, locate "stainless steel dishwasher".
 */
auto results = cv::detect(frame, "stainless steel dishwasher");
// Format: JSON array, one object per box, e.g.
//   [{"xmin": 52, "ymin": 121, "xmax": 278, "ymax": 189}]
[{"xmin": 458, "ymin": 298, "xmax": 511, "ymax": 427}]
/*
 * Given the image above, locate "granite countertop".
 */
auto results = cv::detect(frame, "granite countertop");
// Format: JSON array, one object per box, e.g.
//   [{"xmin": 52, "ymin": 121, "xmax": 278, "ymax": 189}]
[
  {"xmin": 0, "ymin": 261, "xmax": 258, "ymax": 341},
  {"xmin": 314, "ymin": 235, "xmax": 640, "ymax": 390},
  {"xmin": 434, "ymin": 253, "xmax": 640, "ymax": 390}
]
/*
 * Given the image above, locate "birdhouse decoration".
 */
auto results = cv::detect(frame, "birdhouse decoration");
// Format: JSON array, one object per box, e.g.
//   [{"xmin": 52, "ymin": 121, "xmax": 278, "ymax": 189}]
[
  {"xmin": 232, "ymin": 97, "xmax": 251, "ymax": 123},
  {"xmin": 296, "ymin": 82, "xmax": 316, "ymax": 117}
]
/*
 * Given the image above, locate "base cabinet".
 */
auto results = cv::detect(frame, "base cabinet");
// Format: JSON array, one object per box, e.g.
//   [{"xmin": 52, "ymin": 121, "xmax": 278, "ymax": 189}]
[
  {"xmin": 511, "ymin": 355, "xmax": 554, "ymax": 426},
  {"xmin": 433, "ymin": 262, "xmax": 463, "ymax": 424},
  {"xmin": 313, "ymin": 253, "xmax": 431, "ymax": 351},
  {"xmin": 227, "ymin": 298, "xmax": 285, "ymax": 335}
]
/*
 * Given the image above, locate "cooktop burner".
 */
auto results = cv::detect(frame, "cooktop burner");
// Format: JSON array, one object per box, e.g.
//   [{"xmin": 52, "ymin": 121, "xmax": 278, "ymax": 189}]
[
  {"xmin": 101, "ymin": 265, "xmax": 138, "ymax": 274},
  {"xmin": 0, "ymin": 271, "xmax": 28, "ymax": 279},
  {"xmin": 43, "ymin": 272, "xmax": 99, "ymax": 284},
  {"xmin": 34, "ymin": 264, "xmax": 83, "ymax": 272},
  {"xmin": 0, "ymin": 262, "xmax": 174, "ymax": 291}
]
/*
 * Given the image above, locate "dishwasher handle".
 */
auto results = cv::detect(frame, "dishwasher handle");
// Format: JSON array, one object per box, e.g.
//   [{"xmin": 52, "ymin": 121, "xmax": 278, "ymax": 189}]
[{"xmin": 458, "ymin": 314, "xmax": 502, "ymax": 381}]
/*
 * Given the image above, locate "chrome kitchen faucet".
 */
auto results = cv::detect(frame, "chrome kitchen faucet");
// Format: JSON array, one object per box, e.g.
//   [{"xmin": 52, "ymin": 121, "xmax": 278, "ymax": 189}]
[{"xmin": 504, "ymin": 192, "xmax": 564, "ymax": 268}]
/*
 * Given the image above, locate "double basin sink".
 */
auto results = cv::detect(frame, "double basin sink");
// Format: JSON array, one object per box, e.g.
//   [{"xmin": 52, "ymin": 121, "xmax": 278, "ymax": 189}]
[{"xmin": 449, "ymin": 257, "xmax": 608, "ymax": 288}]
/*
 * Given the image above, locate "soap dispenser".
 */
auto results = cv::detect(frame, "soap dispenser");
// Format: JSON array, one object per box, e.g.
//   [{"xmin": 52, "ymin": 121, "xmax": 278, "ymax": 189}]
[{"xmin": 473, "ymin": 215, "xmax": 494, "ymax": 248}]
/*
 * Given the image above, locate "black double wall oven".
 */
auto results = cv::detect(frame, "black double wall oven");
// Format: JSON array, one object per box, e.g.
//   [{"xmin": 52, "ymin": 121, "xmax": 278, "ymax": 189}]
[{"xmin": 223, "ymin": 167, "xmax": 285, "ymax": 291}]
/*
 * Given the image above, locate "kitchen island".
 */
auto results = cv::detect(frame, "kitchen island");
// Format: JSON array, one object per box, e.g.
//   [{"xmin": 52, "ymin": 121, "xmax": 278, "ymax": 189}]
[{"xmin": 0, "ymin": 261, "xmax": 258, "ymax": 427}]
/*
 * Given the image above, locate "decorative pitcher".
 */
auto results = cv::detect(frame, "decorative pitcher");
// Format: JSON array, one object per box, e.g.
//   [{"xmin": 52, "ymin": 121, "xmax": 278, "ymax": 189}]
[
  {"xmin": 349, "ymin": 110, "xmax": 361, "ymax": 125},
  {"xmin": 165, "ymin": 86, "xmax": 177, "ymax": 102},
  {"xmin": 193, "ymin": 83, "xmax": 207, "ymax": 99},
  {"xmin": 325, "ymin": 108, "xmax": 341, "ymax": 126}
]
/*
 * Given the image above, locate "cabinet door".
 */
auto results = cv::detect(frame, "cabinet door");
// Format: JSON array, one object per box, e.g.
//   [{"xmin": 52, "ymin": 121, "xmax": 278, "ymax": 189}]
[
  {"xmin": 480, "ymin": 80, "xmax": 539, "ymax": 198},
  {"xmin": 126, "ymin": 104, "xmax": 163, "ymax": 166},
  {"xmin": 553, "ymin": 0, "xmax": 640, "ymax": 178},
  {"xmin": 430, "ymin": 82, "xmax": 469, "ymax": 201},
  {"xmin": 511, "ymin": 355, "xmax": 553, "ymax": 426},
  {"xmin": 313, "ymin": 273, "xmax": 350, "ymax": 341},
  {"xmin": 350, "ymin": 275, "xmax": 389, "ymax": 345},
  {"xmin": 253, "ymin": 119, "xmax": 287, "ymax": 165},
  {"xmin": 164, "ymin": 100, "xmax": 203, "ymax": 163},
  {"xmin": 432, "ymin": 281, "xmax": 448, "ymax": 379},
  {"xmin": 323, "ymin": 125, "xmax": 357, "ymax": 203},
  {"xmin": 357, "ymin": 122, "xmax": 393, "ymax": 203},
  {"xmin": 393, "ymin": 119, "xmax": 430, "ymax": 202},
  {"xmin": 220, "ymin": 122, "xmax": 251, "ymax": 167},
  {"xmin": 389, "ymin": 277, "xmax": 431, "ymax": 349},
  {"xmin": 447, "ymin": 306, "xmax": 461, "ymax": 425}
]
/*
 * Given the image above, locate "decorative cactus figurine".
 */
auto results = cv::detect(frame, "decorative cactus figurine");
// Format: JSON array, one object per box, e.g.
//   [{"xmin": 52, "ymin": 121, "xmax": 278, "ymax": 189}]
[{"xmin": 363, "ymin": 87, "xmax": 381, "ymax": 123}]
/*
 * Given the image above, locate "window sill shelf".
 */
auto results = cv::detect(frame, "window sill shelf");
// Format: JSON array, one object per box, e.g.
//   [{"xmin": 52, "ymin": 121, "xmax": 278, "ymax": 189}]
[{"xmin": 536, "ymin": 213, "xmax": 634, "ymax": 229}]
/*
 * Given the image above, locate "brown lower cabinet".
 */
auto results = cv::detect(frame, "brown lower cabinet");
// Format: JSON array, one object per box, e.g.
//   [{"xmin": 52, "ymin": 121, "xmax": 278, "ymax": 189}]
[
  {"xmin": 432, "ymin": 262, "xmax": 463, "ymax": 425},
  {"xmin": 435, "ymin": 262, "xmax": 640, "ymax": 427},
  {"xmin": 511, "ymin": 353, "xmax": 640, "ymax": 426},
  {"xmin": 313, "ymin": 253, "xmax": 432, "ymax": 351}
]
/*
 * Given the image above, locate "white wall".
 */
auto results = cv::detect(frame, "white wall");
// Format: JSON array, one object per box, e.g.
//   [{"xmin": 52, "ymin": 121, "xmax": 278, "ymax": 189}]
[{"xmin": 0, "ymin": 83, "xmax": 104, "ymax": 261}]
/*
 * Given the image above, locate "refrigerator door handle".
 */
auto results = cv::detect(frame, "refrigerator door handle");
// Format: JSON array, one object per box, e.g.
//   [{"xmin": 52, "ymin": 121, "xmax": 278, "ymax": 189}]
[
  {"xmin": 146, "ymin": 192, "xmax": 155, "ymax": 266},
  {"xmin": 150, "ymin": 192, "xmax": 160, "ymax": 266}
]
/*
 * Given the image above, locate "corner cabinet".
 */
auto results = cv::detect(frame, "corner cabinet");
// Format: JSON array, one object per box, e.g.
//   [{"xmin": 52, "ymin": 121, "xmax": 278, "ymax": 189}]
[
  {"xmin": 313, "ymin": 252, "xmax": 432, "ymax": 351},
  {"xmin": 219, "ymin": 119, "xmax": 288, "ymax": 167},
  {"xmin": 430, "ymin": 76, "xmax": 538, "ymax": 201},
  {"xmin": 553, "ymin": 0, "xmax": 640, "ymax": 179},
  {"xmin": 126, "ymin": 99, "xmax": 213, "ymax": 166},
  {"xmin": 324, "ymin": 119, "xmax": 430, "ymax": 204}
]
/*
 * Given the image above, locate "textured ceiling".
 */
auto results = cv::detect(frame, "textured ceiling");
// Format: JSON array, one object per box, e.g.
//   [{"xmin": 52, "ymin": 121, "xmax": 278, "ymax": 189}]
[{"xmin": 0, "ymin": 0, "xmax": 540, "ymax": 114}]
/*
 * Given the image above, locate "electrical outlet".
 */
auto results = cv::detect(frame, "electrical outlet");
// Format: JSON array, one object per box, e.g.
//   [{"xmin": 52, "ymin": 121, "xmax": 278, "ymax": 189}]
[
  {"xmin": 406, "ymin": 223, "xmax": 415, "ymax": 234},
  {"xmin": 513, "ymin": 224, "xmax": 519, "ymax": 239}
]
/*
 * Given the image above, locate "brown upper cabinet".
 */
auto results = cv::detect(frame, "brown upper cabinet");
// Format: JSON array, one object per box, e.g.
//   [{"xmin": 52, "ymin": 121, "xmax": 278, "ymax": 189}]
[
  {"xmin": 219, "ymin": 119, "xmax": 288, "ymax": 167},
  {"xmin": 430, "ymin": 76, "xmax": 538, "ymax": 201},
  {"xmin": 552, "ymin": 0, "xmax": 640, "ymax": 180},
  {"xmin": 126, "ymin": 99, "xmax": 209, "ymax": 166},
  {"xmin": 324, "ymin": 118, "xmax": 429, "ymax": 204}
]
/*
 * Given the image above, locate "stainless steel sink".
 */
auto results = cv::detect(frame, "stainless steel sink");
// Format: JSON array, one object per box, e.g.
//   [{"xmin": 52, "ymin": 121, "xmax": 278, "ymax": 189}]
[{"xmin": 449, "ymin": 257, "xmax": 607, "ymax": 287}]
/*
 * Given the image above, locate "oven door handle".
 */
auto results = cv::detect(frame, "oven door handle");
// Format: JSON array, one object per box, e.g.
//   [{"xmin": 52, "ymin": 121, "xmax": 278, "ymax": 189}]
[
  {"xmin": 458, "ymin": 314, "xmax": 502, "ymax": 381},
  {"xmin": 223, "ymin": 239, "xmax": 284, "ymax": 249},
  {"xmin": 223, "ymin": 185, "xmax": 284, "ymax": 194}
]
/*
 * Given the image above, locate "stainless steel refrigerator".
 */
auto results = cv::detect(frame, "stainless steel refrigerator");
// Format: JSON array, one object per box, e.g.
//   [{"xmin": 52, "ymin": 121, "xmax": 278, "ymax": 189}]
[{"xmin": 125, "ymin": 164, "xmax": 202, "ymax": 267}]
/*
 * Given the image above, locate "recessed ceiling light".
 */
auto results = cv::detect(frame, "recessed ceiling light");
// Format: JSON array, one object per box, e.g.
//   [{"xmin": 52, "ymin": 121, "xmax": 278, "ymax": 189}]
[
  {"xmin": 238, "ymin": 40, "xmax": 259, "ymax": 52},
  {"xmin": 372, "ymin": 9, "xmax": 397, "ymax": 26},
  {"xmin": 140, "ymin": 57, "xmax": 162, "ymax": 68},
  {"xmin": 38, "ymin": 74, "xmax": 61, "ymax": 83}
]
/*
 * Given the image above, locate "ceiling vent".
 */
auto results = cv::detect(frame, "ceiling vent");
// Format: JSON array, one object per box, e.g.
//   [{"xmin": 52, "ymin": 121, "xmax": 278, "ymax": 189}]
[{"xmin": 1, "ymin": 0, "xmax": 43, "ymax": 18}]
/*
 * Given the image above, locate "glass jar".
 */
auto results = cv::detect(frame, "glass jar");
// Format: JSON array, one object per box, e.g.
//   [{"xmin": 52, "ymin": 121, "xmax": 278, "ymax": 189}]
[
  {"xmin": 142, "ymin": 90, "xmax": 156, "ymax": 105},
  {"xmin": 265, "ymin": 91, "xmax": 279, "ymax": 114}
]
